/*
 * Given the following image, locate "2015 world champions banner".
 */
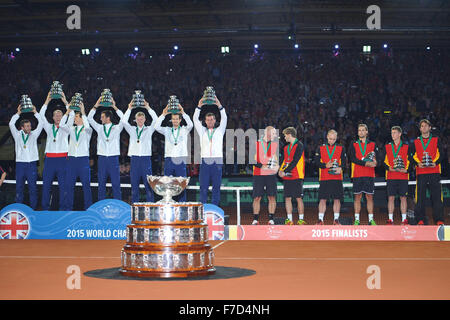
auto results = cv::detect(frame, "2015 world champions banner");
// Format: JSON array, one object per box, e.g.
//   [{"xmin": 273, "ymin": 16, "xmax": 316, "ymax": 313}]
[{"xmin": 0, "ymin": 201, "xmax": 225, "ymax": 240}]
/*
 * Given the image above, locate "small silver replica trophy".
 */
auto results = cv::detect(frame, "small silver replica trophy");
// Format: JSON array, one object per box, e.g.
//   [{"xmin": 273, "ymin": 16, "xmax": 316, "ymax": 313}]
[
  {"xmin": 167, "ymin": 95, "xmax": 181, "ymax": 114},
  {"xmin": 328, "ymin": 159, "xmax": 340, "ymax": 175},
  {"xmin": 20, "ymin": 95, "xmax": 33, "ymax": 113},
  {"xmin": 393, "ymin": 155, "xmax": 405, "ymax": 171},
  {"xmin": 422, "ymin": 151, "xmax": 433, "ymax": 167},
  {"xmin": 202, "ymin": 86, "xmax": 216, "ymax": 105},
  {"xmin": 69, "ymin": 93, "xmax": 83, "ymax": 112},
  {"xmin": 50, "ymin": 81, "xmax": 63, "ymax": 99},
  {"xmin": 267, "ymin": 156, "xmax": 278, "ymax": 170},
  {"xmin": 120, "ymin": 175, "xmax": 216, "ymax": 278},
  {"xmin": 363, "ymin": 151, "xmax": 376, "ymax": 162},
  {"xmin": 132, "ymin": 90, "xmax": 145, "ymax": 109},
  {"xmin": 99, "ymin": 88, "xmax": 113, "ymax": 107}
]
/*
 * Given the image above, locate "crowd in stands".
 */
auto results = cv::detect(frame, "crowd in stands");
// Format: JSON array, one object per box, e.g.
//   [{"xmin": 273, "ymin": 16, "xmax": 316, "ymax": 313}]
[{"xmin": 0, "ymin": 48, "xmax": 448, "ymax": 179}]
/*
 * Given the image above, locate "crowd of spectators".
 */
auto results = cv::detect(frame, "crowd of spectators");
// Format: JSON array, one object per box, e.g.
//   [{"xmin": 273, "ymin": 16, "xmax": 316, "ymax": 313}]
[{"xmin": 0, "ymin": 48, "xmax": 448, "ymax": 179}]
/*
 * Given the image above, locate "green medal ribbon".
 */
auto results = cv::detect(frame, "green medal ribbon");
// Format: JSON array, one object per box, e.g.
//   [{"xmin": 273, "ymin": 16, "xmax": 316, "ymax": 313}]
[
  {"xmin": 287, "ymin": 139, "xmax": 298, "ymax": 159},
  {"xmin": 420, "ymin": 133, "xmax": 432, "ymax": 152},
  {"xmin": 136, "ymin": 126, "xmax": 145, "ymax": 142},
  {"xmin": 21, "ymin": 132, "xmax": 30, "ymax": 146},
  {"xmin": 207, "ymin": 128, "xmax": 216, "ymax": 142},
  {"xmin": 171, "ymin": 127, "xmax": 180, "ymax": 144},
  {"xmin": 391, "ymin": 140, "xmax": 403, "ymax": 159},
  {"xmin": 357, "ymin": 139, "xmax": 368, "ymax": 159},
  {"xmin": 326, "ymin": 144, "xmax": 336, "ymax": 161},
  {"xmin": 260, "ymin": 140, "xmax": 272, "ymax": 157},
  {"xmin": 75, "ymin": 125, "xmax": 84, "ymax": 142},
  {"xmin": 103, "ymin": 124, "xmax": 114, "ymax": 140},
  {"xmin": 52, "ymin": 124, "xmax": 59, "ymax": 139}
]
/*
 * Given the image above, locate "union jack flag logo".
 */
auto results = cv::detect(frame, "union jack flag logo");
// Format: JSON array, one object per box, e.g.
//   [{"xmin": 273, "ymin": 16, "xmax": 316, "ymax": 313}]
[
  {"xmin": 0, "ymin": 211, "xmax": 30, "ymax": 239},
  {"xmin": 206, "ymin": 211, "xmax": 225, "ymax": 240}
]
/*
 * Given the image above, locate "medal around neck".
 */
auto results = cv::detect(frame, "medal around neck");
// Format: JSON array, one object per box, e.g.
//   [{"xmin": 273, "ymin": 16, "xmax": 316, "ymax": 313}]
[
  {"xmin": 132, "ymin": 90, "xmax": 145, "ymax": 109},
  {"xmin": 69, "ymin": 93, "xmax": 83, "ymax": 111},
  {"xmin": 20, "ymin": 95, "xmax": 33, "ymax": 113},
  {"xmin": 99, "ymin": 88, "xmax": 113, "ymax": 107},
  {"xmin": 168, "ymin": 95, "xmax": 181, "ymax": 114},
  {"xmin": 120, "ymin": 175, "xmax": 216, "ymax": 278},
  {"xmin": 50, "ymin": 81, "xmax": 63, "ymax": 99}
]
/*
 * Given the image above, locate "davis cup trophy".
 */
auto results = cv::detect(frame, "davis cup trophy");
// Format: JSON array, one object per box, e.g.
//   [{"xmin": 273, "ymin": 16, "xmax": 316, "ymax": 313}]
[
  {"xmin": 363, "ymin": 151, "xmax": 376, "ymax": 162},
  {"xmin": 422, "ymin": 151, "xmax": 433, "ymax": 167},
  {"xmin": 393, "ymin": 155, "xmax": 405, "ymax": 171},
  {"xmin": 202, "ymin": 86, "xmax": 216, "ymax": 105},
  {"xmin": 50, "ymin": 81, "xmax": 63, "ymax": 99},
  {"xmin": 120, "ymin": 176, "xmax": 215, "ymax": 278},
  {"xmin": 20, "ymin": 95, "xmax": 34, "ymax": 113},
  {"xmin": 167, "ymin": 95, "xmax": 181, "ymax": 114},
  {"xmin": 328, "ymin": 159, "xmax": 340, "ymax": 175},
  {"xmin": 69, "ymin": 93, "xmax": 83, "ymax": 112},
  {"xmin": 99, "ymin": 88, "xmax": 113, "ymax": 107},
  {"xmin": 132, "ymin": 90, "xmax": 145, "ymax": 109}
]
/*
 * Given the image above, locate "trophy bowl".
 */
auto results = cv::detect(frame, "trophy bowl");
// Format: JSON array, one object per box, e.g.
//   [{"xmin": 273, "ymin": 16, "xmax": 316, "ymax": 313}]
[
  {"xmin": 20, "ymin": 95, "xmax": 34, "ymax": 113},
  {"xmin": 202, "ymin": 86, "xmax": 216, "ymax": 105},
  {"xmin": 147, "ymin": 175, "xmax": 190, "ymax": 203}
]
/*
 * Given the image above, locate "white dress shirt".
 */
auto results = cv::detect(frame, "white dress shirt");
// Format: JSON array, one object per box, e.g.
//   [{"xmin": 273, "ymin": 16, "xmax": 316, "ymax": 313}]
[
  {"xmin": 122, "ymin": 108, "xmax": 158, "ymax": 157},
  {"xmin": 154, "ymin": 113, "xmax": 193, "ymax": 158},
  {"xmin": 39, "ymin": 104, "xmax": 71, "ymax": 154},
  {"xmin": 9, "ymin": 113, "xmax": 44, "ymax": 163},
  {"xmin": 87, "ymin": 108, "xmax": 124, "ymax": 156},
  {"xmin": 193, "ymin": 107, "xmax": 227, "ymax": 159},
  {"xmin": 60, "ymin": 114, "xmax": 93, "ymax": 157}
]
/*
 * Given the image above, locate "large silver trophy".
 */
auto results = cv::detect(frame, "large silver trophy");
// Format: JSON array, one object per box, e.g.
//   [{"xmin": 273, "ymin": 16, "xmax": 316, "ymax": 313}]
[
  {"xmin": 50, "ymin": 81, "xmax": 63, "ymax": 99},
  {"xmin": 69, "ymin": 93, "xmax": 83, "ymax": 112},
  {"xmin": 20, "ymin": 95, "xmax": 33, "ymax": 113},
  {"xmin": 167, "ymin": 95, "xmax": 181, "ymax": 114},
  {"xmin": 422, "ymin": 152, "xmax": 433, "ymax": 167},
  {"xmin": 99, "ymin": 88, "xmax": 113, "ymax": 107},
  {"xmin": 132, "ymin": 90, "xmax": 145, "ymax": 109},
  {"xmin": 202, "ymin": 86, "xmax": 216, "ymax": 105},
  {"xmin": 120, "ymin": 175, "xmax": 215, "ymax": 278}
]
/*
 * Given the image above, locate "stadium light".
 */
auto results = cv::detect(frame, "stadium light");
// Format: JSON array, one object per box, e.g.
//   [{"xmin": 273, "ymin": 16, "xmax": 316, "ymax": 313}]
[
  {"xmin": 294, "ymin": 43, "xmax": 299, "ymax": 49},
  {"xmin": 221, "ymin": 46, "xmax": 230, "ymax": 54},
  {"xmin": 254, "ymin": 44, "xmax": 259, "ymax": 49},
  {"xmin": 426, "ymin": 46, "xmax": 431, "ymax": 50},
  {"xmin": 15, "ymin": 47, "xmax": 20, "ymax": 52},
  {"xmin": 95, "ymin": 48, "xmax": 100, "ymax": 53},
  {"xmin": 55, "ymin": 48, "xmax": 60, "ymax": 53},
  {"xmin": 363, "ymin": 45, "xmax": 371, "ymax": 53},
  {"xmin": 383, "ymin": 43, "xmax": 388, "ymax": 49},
  {"xmin": 134, "ymin": 46, "xmax": 139, "ymax": 52},
  {"xmin": 174, "ymin": 45, "xmax": 179, "ymax": 51},
  {"xmin": 334, "ymin": 44, "xmax": 339, "ymax": 49},
  {"xmin": 81, "ymin": 48, "xmax": 90, "ymax": 55}
]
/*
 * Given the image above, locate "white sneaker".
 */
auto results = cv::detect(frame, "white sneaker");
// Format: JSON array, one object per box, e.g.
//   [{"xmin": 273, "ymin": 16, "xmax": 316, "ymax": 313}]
[
  {"xmin": 252, "ymin": 220, "xmax": 259, "ymax": 225},
  {"xmin": 268, "ymin": 220, "xmax": 275, "ymax": 225}
]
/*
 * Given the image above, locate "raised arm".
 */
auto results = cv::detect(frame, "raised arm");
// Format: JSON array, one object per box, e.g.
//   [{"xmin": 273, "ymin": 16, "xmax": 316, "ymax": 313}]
[
  {"xmin": 121, "ymin": 103, "xmax": 134, "ymax": 135},
  {"xmin": 180, "ymin": 105, "xmax": 194, "ymax": 133},
  {"xmin": 32, "ymin": 107, "xmax": 44, "ymax": 136},
  {"xmin": 59, "ymin": 109, "xmax": 75, "ymax": 133},
  {"xmin": 9, "ymin": 107, "xmax": 21, "ymax": 137},
  {"xmin": 193, "ymin": 101, "xmax": 205, "ymax": 138}
]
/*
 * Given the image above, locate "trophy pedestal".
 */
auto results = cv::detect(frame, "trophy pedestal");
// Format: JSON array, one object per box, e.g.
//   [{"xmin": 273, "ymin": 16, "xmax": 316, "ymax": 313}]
[{"xmin": 120, "ymin": 202, "xmax": 216, "ymax": 278}]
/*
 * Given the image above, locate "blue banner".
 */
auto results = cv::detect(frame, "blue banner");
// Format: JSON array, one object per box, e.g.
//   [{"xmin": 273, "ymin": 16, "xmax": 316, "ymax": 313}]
[{"xmin": 0, "ymin": 200, "xmax": 131, "ymax": 240}]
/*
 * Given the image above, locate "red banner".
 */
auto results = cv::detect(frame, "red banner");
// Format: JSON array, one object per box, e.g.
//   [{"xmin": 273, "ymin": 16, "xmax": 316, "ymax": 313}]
[{"xmin": 223, "ymin": 225, "xmax": 444, "ymax": 241}]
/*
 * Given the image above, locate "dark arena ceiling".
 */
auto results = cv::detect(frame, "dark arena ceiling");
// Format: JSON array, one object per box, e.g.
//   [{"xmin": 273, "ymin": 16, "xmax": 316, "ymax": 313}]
[{"xmin": 0, "ymin": 0, "xmax": 449, "ymax": 52}]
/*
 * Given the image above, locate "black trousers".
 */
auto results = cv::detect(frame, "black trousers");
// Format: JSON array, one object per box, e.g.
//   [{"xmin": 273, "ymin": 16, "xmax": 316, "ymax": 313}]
[{"xmin": 414, "ymin": 173, "xmax": 444, "ymax": 223}]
